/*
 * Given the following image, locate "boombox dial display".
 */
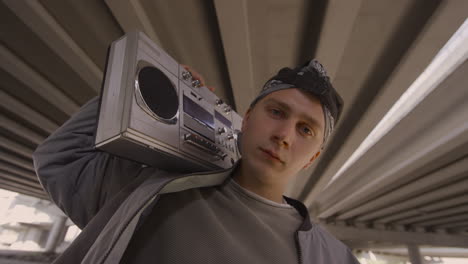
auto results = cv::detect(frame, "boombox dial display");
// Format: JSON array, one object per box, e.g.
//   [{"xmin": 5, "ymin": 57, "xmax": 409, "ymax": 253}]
[{"xmin": 95, "ymin": 32, "xmax": 242, "ymax": 173}]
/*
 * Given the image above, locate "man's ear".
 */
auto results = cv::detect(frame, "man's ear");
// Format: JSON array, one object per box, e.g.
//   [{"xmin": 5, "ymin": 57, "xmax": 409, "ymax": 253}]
[
  {"xmin": 241, "ymin": 108, "xmax": 252, "ymax": 131},
  {"xmin": 303, "ymin": 151, "xmax": 321, "ymax": 169}
]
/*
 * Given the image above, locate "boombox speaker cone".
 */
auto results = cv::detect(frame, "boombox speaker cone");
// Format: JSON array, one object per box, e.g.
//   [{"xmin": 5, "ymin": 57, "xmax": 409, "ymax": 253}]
[{"xmin": 138, "ymin": 66, "xmax": 179, "ymax": 120}]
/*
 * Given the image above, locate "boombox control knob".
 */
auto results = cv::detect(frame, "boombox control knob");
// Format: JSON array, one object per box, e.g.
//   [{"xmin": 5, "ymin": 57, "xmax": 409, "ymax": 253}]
[
  {"xmin": 227, "ymin": 133, "xmax": 234, "ymax": 140},
  {"xmin": 224, "ymin": 106, "xmax": 231, "ymax": 113},
  {"xmin": 192, "ymin": 79, "xmax": 201, "ymax": 88},
  {"xmin": 182, "ymin": 71, "xmax": 192, "ymax": 80},
  {"xmin": 218, "ymin": 127, "xmax": 227, "ymax": 134},
  {"xmin": 215, "ymin": 99, "xmax": 223, "ymax": 106}
]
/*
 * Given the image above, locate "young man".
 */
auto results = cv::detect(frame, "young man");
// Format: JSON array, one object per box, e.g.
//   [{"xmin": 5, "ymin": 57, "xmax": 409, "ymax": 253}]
[{"xmin": 33, "ymin": 59, "xmax": 359, "ymax": 263}]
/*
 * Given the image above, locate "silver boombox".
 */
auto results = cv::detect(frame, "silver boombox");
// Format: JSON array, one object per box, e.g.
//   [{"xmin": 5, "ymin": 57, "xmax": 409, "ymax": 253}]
[{"xmin": 95, "ymin": 32, "xmax": 242, "ymax": 172}]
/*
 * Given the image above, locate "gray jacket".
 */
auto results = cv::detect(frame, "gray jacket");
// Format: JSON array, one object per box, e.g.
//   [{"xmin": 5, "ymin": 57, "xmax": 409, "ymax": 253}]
[{"xmin": 33, "ymin": 97, "xmax": 360, "ymax": 264}]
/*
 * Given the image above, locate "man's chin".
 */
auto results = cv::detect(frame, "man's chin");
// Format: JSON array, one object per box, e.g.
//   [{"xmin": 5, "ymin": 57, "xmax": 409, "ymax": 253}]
[{"xmin": 244, "ymin": 157, "xmax": 283, "ymax": 176}]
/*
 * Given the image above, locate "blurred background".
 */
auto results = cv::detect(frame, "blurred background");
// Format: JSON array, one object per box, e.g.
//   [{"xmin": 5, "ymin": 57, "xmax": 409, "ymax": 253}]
[{"xmin": 0, "ymin": 0, "xmax": 467, "ymax": 263}]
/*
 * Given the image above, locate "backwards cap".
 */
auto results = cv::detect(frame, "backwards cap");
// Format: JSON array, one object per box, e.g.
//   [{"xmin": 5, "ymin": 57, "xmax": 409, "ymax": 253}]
[{"xmin": 249, "ymin": 59, "xmax": 344, "ymax": 143}]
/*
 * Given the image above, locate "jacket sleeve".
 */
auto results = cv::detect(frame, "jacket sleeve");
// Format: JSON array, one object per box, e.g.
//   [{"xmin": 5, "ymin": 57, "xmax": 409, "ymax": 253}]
[{"xmin": 33, "ymin": 97, "xmax": 144, "ymax": 229}]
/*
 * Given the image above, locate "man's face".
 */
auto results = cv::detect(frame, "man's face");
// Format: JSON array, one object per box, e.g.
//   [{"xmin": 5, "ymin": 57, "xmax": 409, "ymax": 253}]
[{"xmin": 240, "ymin": 88, "xmax": 325, "ymax": 182}]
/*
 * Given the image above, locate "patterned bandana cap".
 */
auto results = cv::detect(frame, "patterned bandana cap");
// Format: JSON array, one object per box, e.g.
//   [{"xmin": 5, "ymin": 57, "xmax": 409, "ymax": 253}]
[{"xmin": 249, "ymin": 59, "xmax": 344, "ymax": 144}]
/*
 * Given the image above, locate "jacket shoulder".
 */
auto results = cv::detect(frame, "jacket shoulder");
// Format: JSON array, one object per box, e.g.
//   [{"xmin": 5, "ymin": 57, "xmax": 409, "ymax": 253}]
[{"xmin": 312, "ymin": 224, "xmax": 360, "ymax": 263}]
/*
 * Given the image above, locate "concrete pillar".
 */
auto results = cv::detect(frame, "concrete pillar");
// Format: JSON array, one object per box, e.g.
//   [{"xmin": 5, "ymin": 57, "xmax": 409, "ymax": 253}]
[
  {"xmin": 407, "ymin": 244, "xmax": 423, "ymax": 264},
  {"xmin": 44, "ymin": 215, "xmax": 67, "ymax": 252}
]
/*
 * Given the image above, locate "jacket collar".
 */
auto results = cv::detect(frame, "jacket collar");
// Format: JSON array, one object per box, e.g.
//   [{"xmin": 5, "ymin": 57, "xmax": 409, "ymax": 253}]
[
  {"xmin": 159, "ymin": 161, "xmax": 240, "ymax": 194},
  {"xmin": 284, "ymin": 196, "xmax": 313, "ymax": 231}
]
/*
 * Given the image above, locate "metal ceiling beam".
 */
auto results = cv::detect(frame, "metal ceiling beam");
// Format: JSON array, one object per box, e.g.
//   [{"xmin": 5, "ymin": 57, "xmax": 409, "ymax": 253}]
[
  {"xmin": 448, "ymin": 226, "xmax": 468, "ymax": 233},
  {"xmin": 0, "ymin": 44, "xmax": 79, "ymax": 116},
  {"xmin": 0, "ymin": 135, "xmax": 34, "ymax": 159},
  {"xmin": 436, "ymin": 221, "xmax": 468, "ymax": 230},
  {"xmin": 0, "ymin": 150, "xmax": 34, "ymax": 172},
  {"xmin": 0, "ymin": 90, "xmax": 58, "ymax": 134},
  {"xmin": 104, "ymin": 0, "xmax": 162, "ymax": 46},
  {"xmin": 296, "ymin": 0, "xmax": 328, "ymax": 65},
  {"xmin": 216, "ymin": 0, "xmax": 313, "ymax": 112},
  {"xmin": 356, "ymin": 178, "xmax": 468, "ymax": 221},
  {"xmin": 0, "ymin": 160, "xmax": 37, "ymax": 180},
  {"xmin": 336, "ymin": 155, "xmax": 468, "ymax": 220},
  {"xmin": 40, "ymin": 0, "xmax": 124, "ymax": 71},
  {"xmin": 0, "ymin": 115, "xmax": 45, "ymax": 145},
  {"xmin": 396, "ymin": 204, "xmax": 468, "ymax": 225},
  {"xmin": 213, "ymin": 0, "xmax": 255, "ymax": 114},
  {"xmin": 304, "ymin": 0, "xmax": 467, "ymax": 207},
  {"xmin": 303, "ymin": 0, "xmax": 443, "ymax": 204},
  {"xmin": 3, "ymin": 0, "xmax": 102, "ymax": 92},
  {"xmin": 0, "ymin": 171, "xmax": 41, "ymax": 190},
  {"xmin": 376, "ymin": 195, "xmax": 468, "ymax": 224},
  {"xmin": 324, "ymin": 224, "xmax": 468, "ymax": 248},
  {"xmin": 318, "ymin": 60, "xmax": 468, "ymax": 219},
  {"xmin": 313, "ymin": 0, "xmax": 362, "ymax": 80},
  {"xmin": 414, "ymin": 214, "xmax": 468, "ymax": 228}
]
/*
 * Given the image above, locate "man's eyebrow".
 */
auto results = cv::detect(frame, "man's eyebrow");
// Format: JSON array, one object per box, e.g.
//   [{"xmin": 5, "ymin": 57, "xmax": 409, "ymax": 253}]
[{"xmin": 263, "ymin": 98, "xmax": 324, "ymax": 130}]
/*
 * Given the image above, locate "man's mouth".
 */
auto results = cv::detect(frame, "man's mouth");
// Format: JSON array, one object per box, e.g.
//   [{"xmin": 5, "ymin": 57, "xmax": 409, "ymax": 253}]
[{"xmin": 259, "ymin": 148, "xmax": 284, "ymax": 164}]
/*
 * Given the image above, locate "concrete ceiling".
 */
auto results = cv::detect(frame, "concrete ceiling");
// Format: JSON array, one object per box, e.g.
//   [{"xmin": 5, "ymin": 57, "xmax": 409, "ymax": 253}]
[{"xmin": 0, "ymin": 0, "xmax": 467, "ymax": 248}]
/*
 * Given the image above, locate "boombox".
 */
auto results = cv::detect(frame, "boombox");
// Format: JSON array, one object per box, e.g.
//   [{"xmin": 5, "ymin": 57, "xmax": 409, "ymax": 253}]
[{"xmin": 95, "ymin": 31, "xmax": 242, "ymax": 172}]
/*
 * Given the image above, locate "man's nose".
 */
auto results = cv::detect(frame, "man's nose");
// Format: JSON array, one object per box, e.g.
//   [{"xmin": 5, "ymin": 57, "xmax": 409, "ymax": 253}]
[{"xmin": 271, "ymin": 122, "xmax": 295, "ymax": 148}]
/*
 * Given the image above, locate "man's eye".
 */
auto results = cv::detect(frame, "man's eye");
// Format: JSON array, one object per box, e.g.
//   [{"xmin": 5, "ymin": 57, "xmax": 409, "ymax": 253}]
[
  {"xmin": 299, "ymin": 125, "xmax": 315, "ymax": 137},
  {"xmin": 269, "ymin": 108, "xmax": 283, "ymax": 117}
]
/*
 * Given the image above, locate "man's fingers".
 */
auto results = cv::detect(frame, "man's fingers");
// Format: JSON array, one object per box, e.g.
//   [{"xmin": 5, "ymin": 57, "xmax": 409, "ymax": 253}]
[
  {"xmin": 181, "ymin": 64, "xmax": 206, "ymax": 87},
  {"xmin": 181, "ymin": 64, "xmax": 217, "ymax": 92}
]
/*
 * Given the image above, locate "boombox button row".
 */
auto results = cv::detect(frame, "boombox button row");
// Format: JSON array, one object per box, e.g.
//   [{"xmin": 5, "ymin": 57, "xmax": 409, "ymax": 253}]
[
  {"xmin": 218, "ymin": 127, "xmax": 227, "ymax": 134},
  {"xmin": 191, "ymin": 79, "xmax": 201, "ymax": 88},
  {"xmin": 182, "ymin": 70, "xmax": 192, "ymax": 80},
  {"xmin": 182, "ymin": 70, "xmax": 202, "ymax": 88},
  {"xmin": 184, "ymin": 133, "xmax": 221, "ymax": 155}
]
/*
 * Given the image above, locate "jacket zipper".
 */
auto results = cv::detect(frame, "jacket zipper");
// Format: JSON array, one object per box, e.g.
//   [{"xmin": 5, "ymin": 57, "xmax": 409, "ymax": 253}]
[{"xmin": 295, "ymin": 231, "xmax": 303, "ymax": 264}]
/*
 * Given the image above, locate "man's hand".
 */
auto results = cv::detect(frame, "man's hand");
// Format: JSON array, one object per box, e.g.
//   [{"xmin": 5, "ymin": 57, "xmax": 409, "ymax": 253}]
[{"xmin": 181, "ymin": 64, "xmax": 215, "ymax": 92}]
